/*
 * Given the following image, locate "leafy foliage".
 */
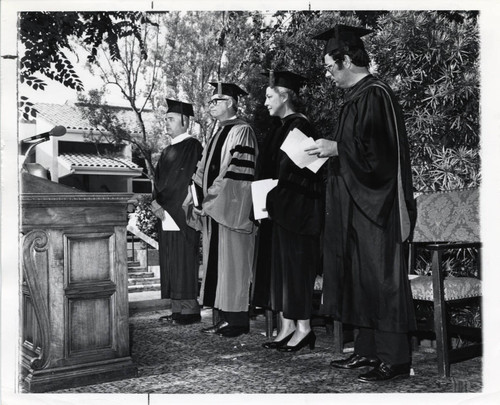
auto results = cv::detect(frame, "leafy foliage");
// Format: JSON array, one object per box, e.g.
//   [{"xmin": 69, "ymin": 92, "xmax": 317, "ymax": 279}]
[
  {"xmin": 18, "ymin": 11, "xmax": 155, "ymax": 120},
  {"xmin": 134, "ymin": 194, "xmax": 159, "ymax": 242},
  {"xmin": 412, "ymin": 146, "xmax": 480, "ymax": 192},
  {"xmin": 371, "ymin": 11, "xmax": 479, "ymax": 191},
  {"xmin": 150, "ymin": 11, "xmax": 263, "ymax": 144},
  {"xmin": 77, "ymin": 13, "xmax": 164, "ymax": 179}
]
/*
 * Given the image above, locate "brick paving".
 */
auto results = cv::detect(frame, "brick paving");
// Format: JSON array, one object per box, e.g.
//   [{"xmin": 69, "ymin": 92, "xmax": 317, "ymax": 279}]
[{"xmin": 52, "ymin": 307, "xmax": 482, "ymax": 394}]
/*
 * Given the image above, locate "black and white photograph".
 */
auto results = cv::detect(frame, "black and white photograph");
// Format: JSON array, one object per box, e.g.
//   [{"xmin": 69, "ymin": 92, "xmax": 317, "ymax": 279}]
[{"xmin": 1, "ymin": 1, "xmax": 499, "ymax": 404}]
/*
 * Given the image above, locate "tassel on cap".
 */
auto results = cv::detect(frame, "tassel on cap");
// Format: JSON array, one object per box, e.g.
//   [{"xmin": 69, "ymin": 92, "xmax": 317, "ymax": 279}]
[{"xmin": 269, "ymin": 69, "xmax": 275, "ymax": 87}]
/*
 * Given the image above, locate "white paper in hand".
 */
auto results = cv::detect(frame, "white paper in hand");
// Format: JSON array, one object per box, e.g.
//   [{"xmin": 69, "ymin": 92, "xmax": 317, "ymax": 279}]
[
  {"xmin": 251, "ymin": 179, "xmax": 278, "ymax": 220},
  {"xmin": 280, "ymin": 128, "xmax": 328, "ymax": 172},
  {"xmin": 162, "ymin": 209, "xmax": 180, "ymax": 231},
  {"xmin": 280, "ymin": 128, "xmax": 309, "ymax": 168}
]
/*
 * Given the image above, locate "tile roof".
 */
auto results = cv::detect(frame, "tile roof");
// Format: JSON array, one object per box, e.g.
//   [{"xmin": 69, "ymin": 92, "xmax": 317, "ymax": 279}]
[
  {"xmin": 34, "ymin": 102, "xmax": 156, "ymax": 134},
  {"xmin": 59, "ymin": 153, "xmax": 140, "ymax": 169}
]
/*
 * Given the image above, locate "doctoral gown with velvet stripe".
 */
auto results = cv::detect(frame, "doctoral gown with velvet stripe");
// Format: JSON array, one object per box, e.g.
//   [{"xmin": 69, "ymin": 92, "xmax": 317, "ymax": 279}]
[
  {"xmin": 321, "ymin": 75, "xmax": 417, "ymax": 333},
  {"xmin": 192, "ymin": 119, "xmax": 258, "ymax": 312},
  {"xmin": 153, "ymin": 136, "xmax": 203, "ymax": 300}
]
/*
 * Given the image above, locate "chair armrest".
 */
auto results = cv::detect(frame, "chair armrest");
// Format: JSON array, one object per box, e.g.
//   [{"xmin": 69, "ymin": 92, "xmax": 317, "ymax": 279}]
[{"xmin": 416, "ymin": 242, "xmax": 481, "ymax": 251}]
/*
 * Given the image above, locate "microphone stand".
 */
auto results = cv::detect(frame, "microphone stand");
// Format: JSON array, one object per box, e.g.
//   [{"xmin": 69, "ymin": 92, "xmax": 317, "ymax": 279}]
[{"xmin": 21, "ymin": 137, "xmax": 51, "ymax": 178}]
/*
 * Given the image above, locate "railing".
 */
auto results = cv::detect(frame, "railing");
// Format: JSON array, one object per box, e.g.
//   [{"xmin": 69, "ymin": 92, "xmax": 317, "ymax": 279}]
[
  {"xmin": 127, "ymin": 214, "xmax": 158, "ymax": 250},
  {"xmin": 126, "ymin": 213, "xmax": 158, "ymax": 268}
]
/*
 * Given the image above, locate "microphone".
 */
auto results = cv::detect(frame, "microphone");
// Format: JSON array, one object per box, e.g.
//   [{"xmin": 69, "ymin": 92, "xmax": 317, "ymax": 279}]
[{"xmin": 23, "ymin": 125, "xmax": 67, "ymax": 142}]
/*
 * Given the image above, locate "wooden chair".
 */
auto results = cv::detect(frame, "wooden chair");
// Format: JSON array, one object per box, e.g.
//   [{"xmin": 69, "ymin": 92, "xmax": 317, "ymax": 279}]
[{"xmin": 409, "ymin": 188, "xmax": 482, "ymax": 377}]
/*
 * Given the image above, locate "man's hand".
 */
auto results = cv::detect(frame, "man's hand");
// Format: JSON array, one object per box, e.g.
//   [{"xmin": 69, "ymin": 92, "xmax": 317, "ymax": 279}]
[
  {"xmin": 304, "ymin": 138, "xmax": 338, "ymax": 158},
  {"xmin": 150, "ymin": 200, "xmax": 165, "ymax": 220},
  {"xmin": 193, "ymin": 206, "xmax": 206, "ymax": 217}
]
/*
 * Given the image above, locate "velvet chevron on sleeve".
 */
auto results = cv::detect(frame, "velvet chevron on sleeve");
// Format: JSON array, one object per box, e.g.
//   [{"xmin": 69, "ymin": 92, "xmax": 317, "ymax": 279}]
[{"xmin": 201, "ymin": 120, "xmax": 258, "ymax": 234}]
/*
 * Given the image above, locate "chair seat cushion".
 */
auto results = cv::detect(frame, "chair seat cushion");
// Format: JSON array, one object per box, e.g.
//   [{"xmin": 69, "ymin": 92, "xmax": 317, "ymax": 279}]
[{"xmin": 410, "ymin": 275, "xmax": 481, "ymax": 301}]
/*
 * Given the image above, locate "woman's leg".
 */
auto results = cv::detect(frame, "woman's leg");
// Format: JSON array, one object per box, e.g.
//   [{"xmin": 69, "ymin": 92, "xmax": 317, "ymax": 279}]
[
  {"xmin": 288, "ymin": 318, "xmax": 311, "ymax": 346},
  {"xmin": 275, "ymin": 312, "xmax": 295, "ymax": 342}
]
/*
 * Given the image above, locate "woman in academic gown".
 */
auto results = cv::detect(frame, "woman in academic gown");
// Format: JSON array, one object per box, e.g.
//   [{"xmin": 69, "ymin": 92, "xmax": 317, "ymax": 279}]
[{"xmin": 259, "ymin": 71, "xmax": 325, "ymax": 352}]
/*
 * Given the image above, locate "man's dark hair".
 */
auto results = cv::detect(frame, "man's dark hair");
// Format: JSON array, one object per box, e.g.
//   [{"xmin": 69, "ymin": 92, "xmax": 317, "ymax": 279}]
[{"xmin": 329, "ymin": 46, "xmax": 370, "ymax": 68}]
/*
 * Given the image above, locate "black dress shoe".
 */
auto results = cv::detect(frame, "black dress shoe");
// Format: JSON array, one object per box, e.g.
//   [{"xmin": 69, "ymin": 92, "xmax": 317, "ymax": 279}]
[
  {"xmin": 201, "ymin": 321, "xmax": 228, "ymax": 334},
  {"xmin": 262, "ymin": 331, "xmax": 294, "ymax": 349},
  {"xmin": 217, "ymin": 325, "xmax": 249, "ymax": 338},
  {"xmin": 173, "ymin": 314, "xmax": 202, "ymax": 325},
  {"xmin": 159, "ymin": 314, "xmax": 180, "ymax": 323},
  {"xmin": 330, "ymin": 353, "xmax": 381, "ymax": 369},
  {"xmin": 277, "ymin": 331, "xmax": 316, "ymax": 352},
  {"xmin": 357, "ymin": 362, "xmax": 410, "ymax": 382}
]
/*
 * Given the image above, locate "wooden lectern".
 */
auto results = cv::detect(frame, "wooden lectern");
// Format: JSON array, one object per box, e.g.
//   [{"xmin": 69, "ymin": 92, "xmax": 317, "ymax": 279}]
[{"xmin": 20, "ymin": 172, "xmax": 138, "ymax": 392}]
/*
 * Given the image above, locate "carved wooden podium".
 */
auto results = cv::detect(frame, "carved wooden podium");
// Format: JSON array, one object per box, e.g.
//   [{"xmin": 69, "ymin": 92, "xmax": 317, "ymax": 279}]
[{"xmin": 20, "ymin": 172, "xmax": 138, "ymax": 392}]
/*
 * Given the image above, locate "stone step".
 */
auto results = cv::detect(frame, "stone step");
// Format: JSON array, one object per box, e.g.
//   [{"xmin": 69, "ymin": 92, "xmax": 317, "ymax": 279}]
[
  {"xmin": 128, "ymin": 277, "xmax": 160, "ymax": 285},
  {"xmin": 128, "ymin": 272, "xmax": 155, "ymax": 279},
  {"xmin": 128, "ymin": 283, "xmax": 161, "ymax": 293},
  {"xmin": 127, "ymin": 261, "xmax": 141, "ymax": 267},
  {"xmin": 128, "ymin": 265, "xmax": 147, "ymax": 273}
]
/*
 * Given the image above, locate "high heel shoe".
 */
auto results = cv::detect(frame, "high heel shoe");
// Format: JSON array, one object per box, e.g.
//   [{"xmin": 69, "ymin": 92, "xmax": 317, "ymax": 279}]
[
  {"xmin": 262, "ymin": 331, "xmax": 294, "ymax": 349},
  {"xmin": 277, "ymin": 331, "xmax": 316, "ymax": 352}
]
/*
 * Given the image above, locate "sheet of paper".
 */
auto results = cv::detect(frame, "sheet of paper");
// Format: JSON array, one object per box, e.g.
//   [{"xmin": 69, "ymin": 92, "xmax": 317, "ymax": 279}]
[
  {"xmin": 280, "ymin": 128, "xmax": 309, "ymax": 168},
  {"xmin": 280, "ymin": 127, "xmax": 328, "ymax": 172},
  {"xmin": 251, "ymin": 179, "xmax": 278, "ymax": 220},
  {"xmin": 161, "ymin": 209, "xmax": 180, "ymax": 231}
]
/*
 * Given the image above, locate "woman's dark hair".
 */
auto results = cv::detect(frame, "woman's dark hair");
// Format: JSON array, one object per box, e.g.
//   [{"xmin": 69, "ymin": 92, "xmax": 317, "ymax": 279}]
[{"xmin": 328, "ymin": 45, "xmax": 370, "ymax": 68}]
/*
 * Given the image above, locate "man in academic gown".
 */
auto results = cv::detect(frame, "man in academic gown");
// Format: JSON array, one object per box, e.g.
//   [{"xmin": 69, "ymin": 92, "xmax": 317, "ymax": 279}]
[
  {"xmin": 307, "ymin": 25, "xmax": 417, "ymax": 382},
  {"xmin": 191, "ymin": 82, "xmax": 258, "ymax": 338},
  {"xmin": 151, "ymin": 99, "xmax": 203, "ymax": 325}
]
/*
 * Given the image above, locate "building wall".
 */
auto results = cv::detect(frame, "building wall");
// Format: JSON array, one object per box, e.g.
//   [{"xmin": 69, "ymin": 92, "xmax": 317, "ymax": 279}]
[
  {"xmin": 24, "ymin": 115, "xmax": 138, "ymax": 192},
  {"xmin": 59, "ymin": 174, "xmax": 131, "ymax": 193}
]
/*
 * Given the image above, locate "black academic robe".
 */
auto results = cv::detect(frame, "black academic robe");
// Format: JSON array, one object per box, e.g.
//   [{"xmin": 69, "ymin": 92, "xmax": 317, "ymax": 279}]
[
  {"xmin": 251, "ymin": 118, "xmax": 284, "ymax": 309},
  {"xmin": 263, "ymin": 114, "xmax": 325, "ymax": 319},
  {"xmin": 153, "ymin": 136, "xmax": 203, "ymax": 300},
  {"xmin": 321, "ymin": 75, "xmax": 417, "ymax": 333}
]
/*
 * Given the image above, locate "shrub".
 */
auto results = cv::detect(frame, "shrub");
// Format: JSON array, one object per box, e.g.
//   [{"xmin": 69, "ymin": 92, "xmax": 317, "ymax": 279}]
[{"xmin": 134, "ymin": 194, "xmax": 159, "ymax": 242}]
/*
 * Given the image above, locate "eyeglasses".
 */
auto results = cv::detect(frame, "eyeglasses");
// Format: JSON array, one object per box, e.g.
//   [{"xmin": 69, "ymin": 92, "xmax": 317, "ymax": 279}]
[
  {"xmin": 208, "ymin": 98, "xmax": 229, "ymax": 106},
  {"xmin": 324, "ymin": 63, "xmax": 337, "ymax": 73}
]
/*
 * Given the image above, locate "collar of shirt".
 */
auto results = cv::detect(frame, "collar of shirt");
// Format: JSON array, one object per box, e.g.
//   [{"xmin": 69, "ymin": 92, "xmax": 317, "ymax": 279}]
[
  {"xmin": 219, "ymin": 116, "xmax": 239, "ymax": 127},
  {"xmin": 170, "ymin": 132, "xmax": 192, "ymax": 145}
]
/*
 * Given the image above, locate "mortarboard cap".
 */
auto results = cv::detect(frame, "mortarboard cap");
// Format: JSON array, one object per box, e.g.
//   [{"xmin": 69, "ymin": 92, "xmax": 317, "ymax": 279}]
[
  {"xmin": 166, "ymin": 99, "xmax": 194, "ymax": 117},
  {"xmin": 313, "ymin": 24, "xmax": 373, "ymax": 55},
  {"xmin": 262, "ymin": 70, "xmax": 307, "ymax": 94},
  {"xmin": 209, "ymin": 82, "xmax": 248, "ymax": 102}
]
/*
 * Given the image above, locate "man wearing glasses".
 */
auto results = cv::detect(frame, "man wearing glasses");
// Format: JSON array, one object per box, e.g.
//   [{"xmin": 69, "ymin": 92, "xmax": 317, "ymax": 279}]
[
  {"xmin": 307, "ymin": 25, "xmax": 417, "ymax": 382},
  {"xmin": 190, "ymin": 82, "xmax": 258, "ymax": 338}
]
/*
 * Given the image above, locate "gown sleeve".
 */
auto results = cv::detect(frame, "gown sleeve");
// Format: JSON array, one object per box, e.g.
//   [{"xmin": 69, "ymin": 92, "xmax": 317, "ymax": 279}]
[
  {"xmin": 266, "ymin": 117, "xmax": 325, "ymax": 236},
  {"xmin": 337, "ymin": 86, "xmax": 399, "ymax": 227},
  {"xmin": 154, "ymin": 137, "xmax": 203, "ymax": 231},
  {"xmin": 202, "ymin": 124, "xmax": 258, "ymax": 234}
]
